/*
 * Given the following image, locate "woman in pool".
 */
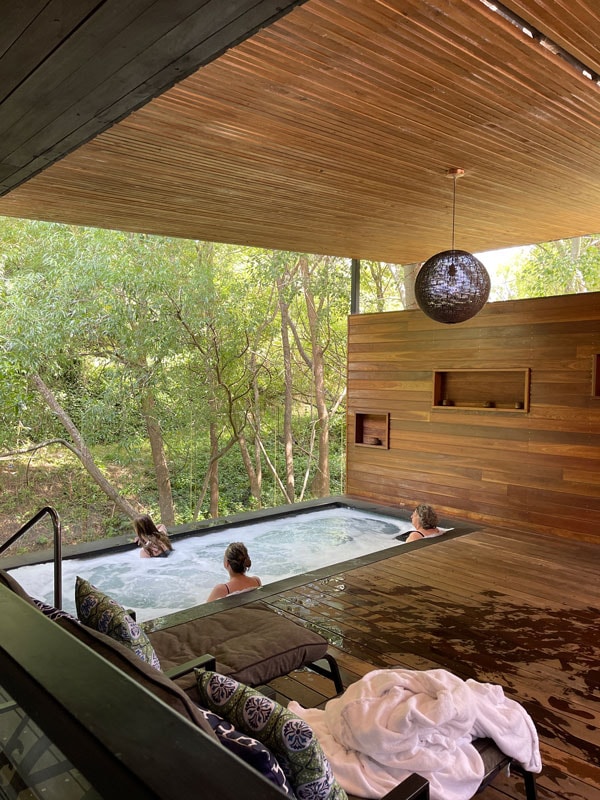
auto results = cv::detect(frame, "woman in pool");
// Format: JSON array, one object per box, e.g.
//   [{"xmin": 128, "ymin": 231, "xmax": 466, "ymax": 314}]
[
  {"xmin": 133, "ymin": 514, "xmax": 173, "ymax": 558},
  {"xmin": 404, "ymin": 504, "xmax": 443, "ymax": 543},
  {"xmin": 206, "ymin": 541, "xmax": 262, "ymax": 602}
]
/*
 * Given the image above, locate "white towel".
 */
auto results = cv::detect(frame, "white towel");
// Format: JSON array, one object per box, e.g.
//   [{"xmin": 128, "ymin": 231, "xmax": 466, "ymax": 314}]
[{"xmin": 289, "ymin": 668, "xmax": 541, "ymax": 800}]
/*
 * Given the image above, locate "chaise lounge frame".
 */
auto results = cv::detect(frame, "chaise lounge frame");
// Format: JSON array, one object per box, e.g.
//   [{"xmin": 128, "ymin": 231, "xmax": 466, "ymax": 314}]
[{"xmin": 0, "ymin": 578, "xmax": 428, "ymax": 799}]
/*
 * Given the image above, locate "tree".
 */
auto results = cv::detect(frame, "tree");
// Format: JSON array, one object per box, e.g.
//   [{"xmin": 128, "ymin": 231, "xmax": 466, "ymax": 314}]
[
  {"xmin": 359, "ymin": 261, "xmax": 417, "ymax": 312},
  {"xmin": 29, "ymin": 374, "xmax": 139, "ymax": 518},
  {"xmin": 263, "ymin": 252, "xmax": 348, "ymax": 501},
  {"xmin": 1, "ymin": 216, "xmax": 354, "ymax": 531},
  {"xmin": 0, "ymin": 221, "xmax": 185, "ymax": 522},
  {"xmin": 510, "ymin": 235, "xmax": 600, "ymax": 298},
  {"xmin": 299, "ymin": 255, "xmax": 331, "ymax": 496},
  {"xmin": 276, "ymin": 260, "xmax": 299, "ymax": 502}
]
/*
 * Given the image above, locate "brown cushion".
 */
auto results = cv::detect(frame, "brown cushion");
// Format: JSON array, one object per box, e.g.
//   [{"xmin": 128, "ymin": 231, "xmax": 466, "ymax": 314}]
[{"xmin": 148, "ymin": 604, "xmax": 328, "ymax": 693}]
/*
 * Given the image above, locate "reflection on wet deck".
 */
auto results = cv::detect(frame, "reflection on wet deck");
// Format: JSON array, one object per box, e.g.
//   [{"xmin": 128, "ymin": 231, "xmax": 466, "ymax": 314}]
[{"xmin": 254, "ymin": 526, "xmax": 600, "ymax": 800}]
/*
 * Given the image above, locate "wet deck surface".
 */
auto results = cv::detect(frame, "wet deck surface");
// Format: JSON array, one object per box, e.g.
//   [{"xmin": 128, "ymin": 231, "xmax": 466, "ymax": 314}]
[{"xmin": 254, "ymin": 526, "xmax": 600, "ymax": 800}]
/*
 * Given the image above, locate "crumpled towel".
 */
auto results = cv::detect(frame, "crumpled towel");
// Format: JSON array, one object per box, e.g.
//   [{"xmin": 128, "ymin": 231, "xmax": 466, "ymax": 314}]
[{"xmin": 289, "ymin": 668, "xmax": 541, "ymax": 800}]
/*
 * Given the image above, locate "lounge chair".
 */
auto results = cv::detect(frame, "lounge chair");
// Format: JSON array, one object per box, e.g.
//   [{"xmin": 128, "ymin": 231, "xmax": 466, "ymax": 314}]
[
  {"xmin": 0, "ymin": 570, "xmax": 536, "ymax": 800},
  {"xmin": 146, "ymin": 601, "xmax": 344, "ymax": 696},
  {"xmin": 474, "ymin": 737, "xmax": 538, "ymax": 799}
]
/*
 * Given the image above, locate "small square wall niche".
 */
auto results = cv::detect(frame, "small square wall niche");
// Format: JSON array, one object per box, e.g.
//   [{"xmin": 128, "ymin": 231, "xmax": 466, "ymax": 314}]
[{"xmin": 354, "ymin": 412, "xmax": 389, "ymax": 448}]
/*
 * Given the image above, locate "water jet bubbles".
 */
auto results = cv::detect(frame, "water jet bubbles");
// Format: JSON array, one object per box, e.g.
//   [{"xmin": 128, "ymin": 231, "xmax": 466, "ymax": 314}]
[{"xmin": 10, "ymin": 508, "xmax": 417, "ymax": 621}]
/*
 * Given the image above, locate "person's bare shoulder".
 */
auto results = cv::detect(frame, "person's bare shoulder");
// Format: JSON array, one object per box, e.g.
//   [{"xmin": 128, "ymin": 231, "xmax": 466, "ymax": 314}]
[{"xmin": 206, "ymin": 583, "xmax": 228, "ymax": 602}]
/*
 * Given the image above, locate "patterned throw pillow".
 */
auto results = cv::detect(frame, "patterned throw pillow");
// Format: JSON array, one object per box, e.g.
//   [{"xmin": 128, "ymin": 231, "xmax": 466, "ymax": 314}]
[
  {"xmin": 197, "ymin": 671, "xmax": 347, "ymax": 800},
  {"xmin": 32, "ymin": 598, "xmax": 80, "ymax": 623},
  {"xmin": 75, "ymin": 576, "xmax": 160, "ymax": 670},
  {"xmin": 195, "ymin": 706, "xmax": 294, "ymax": 795}
]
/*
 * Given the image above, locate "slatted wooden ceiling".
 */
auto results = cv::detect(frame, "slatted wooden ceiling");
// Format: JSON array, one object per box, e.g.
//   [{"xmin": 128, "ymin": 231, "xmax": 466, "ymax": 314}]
[{"xmin": 1, "ymin": 0, "xmax": 600, "ymax": 263}]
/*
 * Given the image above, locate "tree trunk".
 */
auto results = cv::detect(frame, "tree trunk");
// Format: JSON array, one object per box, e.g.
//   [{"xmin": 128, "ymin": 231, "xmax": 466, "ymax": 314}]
[
  {"xmin": 402, "ymin": 263, "xmax": 420, "ymax": 309},
  {"xmin": 209, "ymin": 420, "xmax": 219, "ymax": 517},
  {"xmin": 238, "ymin": 432, "xmax": 261, "ymax": 506},
  {"xmin": 30, "ymin": 374, "xmax": 139, "ymax": 519},
  {"xmin": 299, "ymin": 258, "xmax": 330, "ymax": 497},
  {"xmin": 140, "ymin": 391, "xmax": 175, "ymax": 524},
  {"xmin": 366, "ymin": 261, "xmax": 386, "ymax": 312},
  {"xmin": 250, "ymin": 357, "xmax": 263, "ymax": 505},
  {"xmin": 276, "ymin": 276, "xmax": 296, "ymax": 502}
]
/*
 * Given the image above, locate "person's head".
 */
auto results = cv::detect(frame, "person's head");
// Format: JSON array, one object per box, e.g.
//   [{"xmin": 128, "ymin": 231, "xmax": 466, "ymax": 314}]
[
  {"xmin": 412, "ymin": 504, "xmax": 438, "ymax": 530},
  {"xmin": 224, "ymin": 542, "xmax": 251, "ymax": 574},
  {"xmin": 133, "ymin": 514, "xmax": 159, "ymax": 540}
]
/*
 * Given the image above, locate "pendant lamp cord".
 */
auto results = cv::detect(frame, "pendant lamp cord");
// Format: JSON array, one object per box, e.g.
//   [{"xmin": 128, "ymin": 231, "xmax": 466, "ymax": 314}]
[{"xmin": 451, "ymin": 175, "xmax": 457, "ymax": 251}]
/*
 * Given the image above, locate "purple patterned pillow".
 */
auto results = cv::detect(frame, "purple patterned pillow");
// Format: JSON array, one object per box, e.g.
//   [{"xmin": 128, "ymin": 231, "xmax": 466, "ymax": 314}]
[
  {"xmin": 75, "ymin": 576, "xmax": 161, "ymax": 670},
  {"xmin": 197, "ymin": 671, "xmax": 347, "ymax": 800},
  {"xmin": 195, "ymin": 706, "xmax": 294, "ymax": 795},
  {"xmin": 32, "ymin": 598, "xmax": 80, "ymax": 623}
]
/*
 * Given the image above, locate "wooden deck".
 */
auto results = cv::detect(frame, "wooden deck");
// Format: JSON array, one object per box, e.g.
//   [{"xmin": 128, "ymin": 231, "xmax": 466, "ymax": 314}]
[{"xmin": 256, "ymin": 526, "xmax": 600, "ymax": 800}]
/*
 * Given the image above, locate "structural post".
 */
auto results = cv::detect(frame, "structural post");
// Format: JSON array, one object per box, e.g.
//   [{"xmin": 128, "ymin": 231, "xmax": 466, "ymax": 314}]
[{"xmin": 351, "ymin": 258, "xmax": 361, "ymax": 314}]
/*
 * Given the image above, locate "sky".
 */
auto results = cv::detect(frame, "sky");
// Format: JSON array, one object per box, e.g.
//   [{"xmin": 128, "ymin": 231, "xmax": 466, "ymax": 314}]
[
  {"xmin": 475, "ymin": 244, "xmax": 534, "ymax": 298},
  {"xmin": 475, "ymin": 245, "xmax": 532, "ymax": 279}
]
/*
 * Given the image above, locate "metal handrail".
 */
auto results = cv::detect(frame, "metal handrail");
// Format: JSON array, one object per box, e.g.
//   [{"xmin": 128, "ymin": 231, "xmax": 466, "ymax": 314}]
[{"xmin": 0, "ymin": 507, "xmax": 62, "ymax": 608}]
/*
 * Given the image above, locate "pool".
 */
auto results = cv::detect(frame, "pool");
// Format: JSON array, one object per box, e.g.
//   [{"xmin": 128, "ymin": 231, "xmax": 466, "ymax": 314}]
[{"xmin": 9, "ymin": 506, "xmax": 423, "ymax": 622}]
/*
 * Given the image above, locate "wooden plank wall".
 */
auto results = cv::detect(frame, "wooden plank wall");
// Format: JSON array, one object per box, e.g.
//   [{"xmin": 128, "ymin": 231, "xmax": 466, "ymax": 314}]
[{"xmin": 346, "ymin": 292, "xmax": 600, "ymax": 543}]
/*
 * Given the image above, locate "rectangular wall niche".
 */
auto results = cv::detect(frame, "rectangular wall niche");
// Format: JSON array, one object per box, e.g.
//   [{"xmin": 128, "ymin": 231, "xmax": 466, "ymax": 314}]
[
  {"xmin": 354, "ymin": 412, "xmax": 390, "ymax": 448},
  {"xmin": 433, "ymin": 369, "xmax": 530, "ymax": 412}
]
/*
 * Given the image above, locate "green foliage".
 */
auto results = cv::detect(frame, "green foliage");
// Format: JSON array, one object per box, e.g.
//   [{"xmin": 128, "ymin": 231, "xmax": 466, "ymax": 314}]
[
  {"xmin": 0, "ymin": 449, "xmax": 128, "ymax": 551},
  {"xmin": 507, "ymin": 235, "xmax": 600, "ymax": 298},
  {"xmin": 6, "ymin": 214, "xmax": 595, "ymax": 550},
  {"xmin": 360, "ymin": 261, "xmax": 409, "ymax": 312},
  {"xmin": 0, "ymin": 216, "xmax": 358, "ymax": 543}
]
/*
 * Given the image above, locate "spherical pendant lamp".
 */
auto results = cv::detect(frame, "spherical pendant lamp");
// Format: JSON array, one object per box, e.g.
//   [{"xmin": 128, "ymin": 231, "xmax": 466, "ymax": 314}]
[
  {"xmin": 415, "ymin": 248, "xmax": 490, "ymax": 324},
  {"xmin": 415, "ymin": 169, "xmax": 490, "ymax": 324}
]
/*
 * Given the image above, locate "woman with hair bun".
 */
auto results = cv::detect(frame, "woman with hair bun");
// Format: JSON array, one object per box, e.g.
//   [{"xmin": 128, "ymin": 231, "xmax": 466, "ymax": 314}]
[{"xmin": 206, "ymin": 541, "xmax": 262, "ymax": 602}]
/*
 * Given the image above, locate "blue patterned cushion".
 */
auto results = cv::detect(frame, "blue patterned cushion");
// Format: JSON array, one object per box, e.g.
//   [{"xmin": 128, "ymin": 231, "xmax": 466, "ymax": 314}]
[
  {"xmin": 75, "ymin": 576, "xmax": 160, "ymax": 669},
  {"xmin": 197, "ymin": 671, "xmax": 347, "ymax": 800},
  {"xmin": 196, "ymin": 706, "xmax": 295, "ymax": 795}
]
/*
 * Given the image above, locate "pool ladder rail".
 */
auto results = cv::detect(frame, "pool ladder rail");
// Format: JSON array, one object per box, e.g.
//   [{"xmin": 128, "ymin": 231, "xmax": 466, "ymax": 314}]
[{"xmin": 0, "ymin": 506, "xmax": 62, "ymax": 609}]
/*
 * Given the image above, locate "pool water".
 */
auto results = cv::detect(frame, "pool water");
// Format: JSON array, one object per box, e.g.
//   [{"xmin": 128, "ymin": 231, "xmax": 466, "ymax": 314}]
[{"xmin": 10, "ymin": 507, "xmax": 416, "ymax": 622}]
